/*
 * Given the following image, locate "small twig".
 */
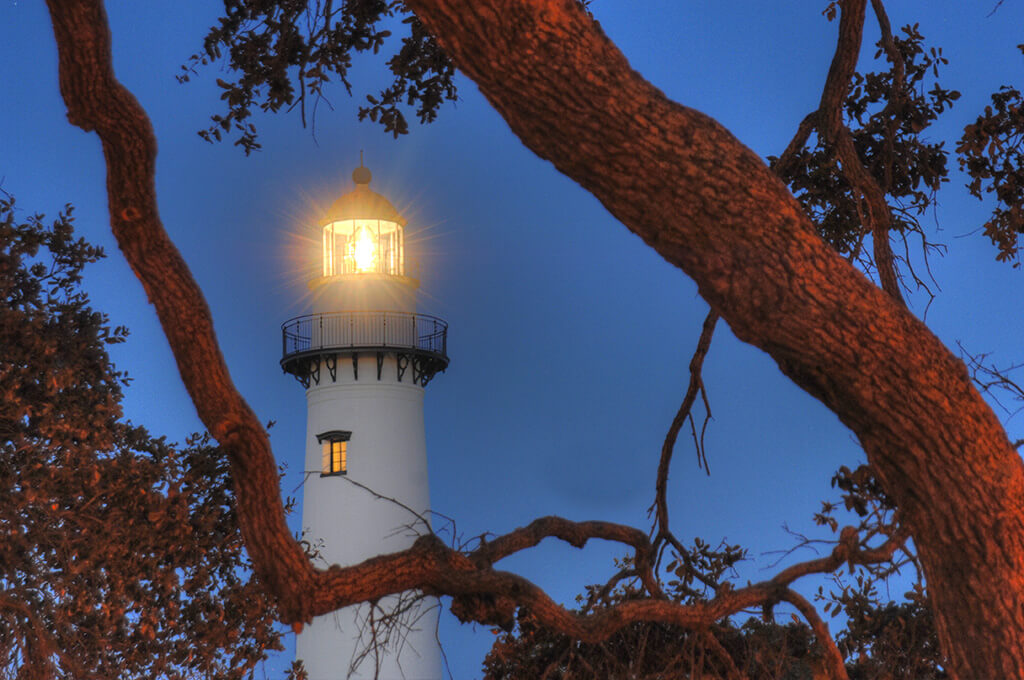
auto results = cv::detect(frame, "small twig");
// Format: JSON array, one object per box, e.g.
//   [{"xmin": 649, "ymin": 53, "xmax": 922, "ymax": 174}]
[
  {"xmin": 773, "ymin": 111, "xmax": 818, "ymax": 176},
  {"xmin": 340, "ymin": 474, "xmax": 433, "ymax": 532},
  {"xmin": 651, "ymin": 309, "xmax": 718, "ymax": 537}
]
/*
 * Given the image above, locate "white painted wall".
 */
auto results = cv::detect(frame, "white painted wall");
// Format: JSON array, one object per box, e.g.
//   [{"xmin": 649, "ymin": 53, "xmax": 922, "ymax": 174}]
[{"xmin": 294, "ymin": 350, "xmax": 442, "ymax": 680}]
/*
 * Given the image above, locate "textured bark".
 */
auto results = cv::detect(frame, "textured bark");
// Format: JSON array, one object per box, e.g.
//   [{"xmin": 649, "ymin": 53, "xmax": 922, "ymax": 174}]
[
  {"xmin": 44, "ymin": 0, "xmax": 319, "ymax": 625},
  {"xmin": 42, "ymin": 0, "xmax": 1024, "ymax": 677},
  {"xmin": 398, "ymin": 1, "xmax": 1024, "ymax": 677}
]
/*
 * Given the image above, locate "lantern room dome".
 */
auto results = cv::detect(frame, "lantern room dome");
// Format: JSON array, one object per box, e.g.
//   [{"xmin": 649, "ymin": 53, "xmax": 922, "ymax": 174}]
[
  {"xmin": 317, "ymin": 162, "xmax": 409, "ymax": 281},
  {"xmin": 322, "ymin": 165, "xmax": 406, "ymax": 226}
]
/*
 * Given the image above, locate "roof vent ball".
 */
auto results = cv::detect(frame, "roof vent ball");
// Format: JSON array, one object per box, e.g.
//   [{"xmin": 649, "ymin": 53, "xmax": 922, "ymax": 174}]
[{"xmin": 352, "ymin": 165, "xmax": 372, "ymax": 185}]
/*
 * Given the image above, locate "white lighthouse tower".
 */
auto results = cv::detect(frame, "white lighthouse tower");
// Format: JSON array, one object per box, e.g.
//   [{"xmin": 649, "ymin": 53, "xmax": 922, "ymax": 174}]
[{"xmin": 281, "ymin": 162, "xmax": 448, "ymax": 680}]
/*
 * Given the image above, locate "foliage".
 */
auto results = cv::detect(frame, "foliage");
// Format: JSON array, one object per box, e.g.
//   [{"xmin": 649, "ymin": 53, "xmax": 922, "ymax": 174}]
[
  {"xmin": 956, "ymin": 45, "xmax": 1024, "ymax": 264},
  {"xmin": 184, "ymin": 0, "xmax": 596, "ymax": 152},
  {"xmin": 832, "ymin": 584, "xmax": 944, "ymax": 679},
  {"xmin": 811, "ymin": 468, "xmax": 942, "ymax": 676},
  {"xmin": 0, "ymin": 195, "xmax": 283, "ymax": 679},
  {"xmin": 484, "ymin": 603, "xmax": 824, "ymax": 680},
  {"xmin": 182, "ymin": 0, "xmax": 457, "ymax": 152},
  {"xmin": 26, "ymin": 0, "xmax": 1024, "ymax": 676},
  {"xmin": 772, "ymin": 23, "xmax": 958, "ymax": 284},
  {"xmin": 484, "ymin": 465, "xmax": 943, "ymax": 679}
]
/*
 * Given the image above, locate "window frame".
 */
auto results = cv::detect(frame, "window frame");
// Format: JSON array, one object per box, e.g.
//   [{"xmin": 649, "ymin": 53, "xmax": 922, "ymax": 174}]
[{"xmin": 316, "ymin": 430, "xmax": 351, "ymax": 476}]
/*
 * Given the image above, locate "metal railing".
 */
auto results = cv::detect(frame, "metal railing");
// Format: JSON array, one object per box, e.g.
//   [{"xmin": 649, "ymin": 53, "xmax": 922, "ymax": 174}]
[{"xmin": 281, "ymin": 311, "xmax": 448, "ymax": 360}]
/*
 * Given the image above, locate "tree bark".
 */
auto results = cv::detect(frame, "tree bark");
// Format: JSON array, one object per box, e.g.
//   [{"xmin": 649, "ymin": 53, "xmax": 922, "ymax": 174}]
[
  {"xmin": 400, "ymin": 0, "xmax": 1024, "ymax": 677},
  {"xmin": 42, "ymin": 0, "xmax": 1024, "ymax": 676},
  {"xmin": 45, "ymin": 0, "xmax": 847, "ymax": 644}
]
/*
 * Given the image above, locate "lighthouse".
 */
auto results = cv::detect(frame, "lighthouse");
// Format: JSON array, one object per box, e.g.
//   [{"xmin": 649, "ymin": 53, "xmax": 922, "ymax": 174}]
[{"xmin": 281, "ymin": 162, "xmax": 448, "ymax": 679}]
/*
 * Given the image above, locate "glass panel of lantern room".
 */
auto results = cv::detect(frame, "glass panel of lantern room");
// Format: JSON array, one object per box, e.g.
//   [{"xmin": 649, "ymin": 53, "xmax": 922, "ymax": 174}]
[
  {"xmin": 348, "ymin": 220, "xmax": 380, "ymax": 273},
  {"xmin": 322, "ymin": 224, "xmax": 332, "ymax": 277},
  {"xmin": 373, "ymin": 221, "xmax": 383, "ymax": 272},
  {"xmin": 373, "ymin": 221, "xmax": 383, "ymax": 271},
  {"xmin": 323, "ymin": 222, "xmax": 350, "ymax": 276},
  {"xmin": 393, "ymin": 230, "xmax": 399, "ymax": 274},
  {"xmin": 337, "ymin": 230, "xmax": 352, "ymax": 275},
  {"xmin": 393, "ymin": 229, "xmax": 400, "ymax": 274},
  {"xmin": 381, "ymin": 229, "xmax": 394, "ymax": 275}
]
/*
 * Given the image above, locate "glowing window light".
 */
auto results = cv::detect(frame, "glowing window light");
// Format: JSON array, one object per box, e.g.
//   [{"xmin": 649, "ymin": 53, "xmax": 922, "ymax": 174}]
[
  {"xmin": 349, "ymin": 225, "xmax": 378, "ymax": 273},
  {"xmin": 317, "ymin": 430, "xmax": 350, "ymax": 476},
  {"xmin": 331, "ymin": 440, "xmax": 347, "ymax": 473},
  {"xmin": 321, "ymin": 219, "xmax": 404, "ymax": 276}
]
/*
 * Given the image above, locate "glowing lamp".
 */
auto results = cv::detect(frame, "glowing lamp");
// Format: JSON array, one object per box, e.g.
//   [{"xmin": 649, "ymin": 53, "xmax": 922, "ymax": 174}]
[{"xmin": 320, "ymin": 164, "xmax": 405, "ymax": 277}]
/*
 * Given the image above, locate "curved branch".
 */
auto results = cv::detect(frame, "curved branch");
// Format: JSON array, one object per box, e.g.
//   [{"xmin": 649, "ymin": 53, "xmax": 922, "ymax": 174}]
[
  {"xmin": 472, "ymin": 516, "xmax": 650, "ymax": 567},
  {"xmin": 653, "ymin": 308, "xmax": 718, "ymax": 531},
  {"xmin": 45, "ymin": 0, "xmax": 1024, "ymax": 676},
  {"xmin": 816, "ymin": 0, "xmax": 903, "ymax": 303},
  {"xmin": 772, "ymin": 111, "xmax": 817, "ymax": 177},
  {"xmin": 315, "ymin": 521, "xmax": 908, "ymax": 644},
  {"xmin": 45, "ymin": 0, "xmax": 318, "ymax": 624},
  {"xmin": 650, "ymin": 310, "xmax": 718, "ymax": 592},
  {"xmin": 782, "ymin": 589, "xmax": 848, "ymax": 680},
  {"xmin": 398, "ymin": 1, "xmax": 1024, "ymax": 677}
]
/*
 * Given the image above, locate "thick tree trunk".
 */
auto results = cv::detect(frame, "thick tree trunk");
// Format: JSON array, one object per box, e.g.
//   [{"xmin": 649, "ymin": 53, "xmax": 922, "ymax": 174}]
[{"xmin": 402, "ymin": 0, "xmax": 1024, "ymax": 677}]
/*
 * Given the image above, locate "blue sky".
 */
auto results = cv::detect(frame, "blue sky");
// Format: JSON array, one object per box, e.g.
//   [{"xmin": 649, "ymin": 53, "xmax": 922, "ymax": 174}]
[{"xmin": 3, "ymin": 1, "xmax": 1024, "ymax": 677}]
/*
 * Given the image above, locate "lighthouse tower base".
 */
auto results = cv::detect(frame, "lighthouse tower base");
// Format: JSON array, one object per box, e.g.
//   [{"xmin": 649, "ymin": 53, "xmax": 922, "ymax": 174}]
[
  {"xmin": 296, "ymin": 596, "xmax": 441, "ymax": 680},
  {"xmin": 292, "ymin": 353, "xmax": 442, "ymax": 680}
]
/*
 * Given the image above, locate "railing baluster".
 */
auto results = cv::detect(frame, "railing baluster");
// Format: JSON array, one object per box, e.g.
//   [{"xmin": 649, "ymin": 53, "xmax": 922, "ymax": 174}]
[{"xmin": 281, "ymin": 311, "xmax": 448, "ymax": 375}]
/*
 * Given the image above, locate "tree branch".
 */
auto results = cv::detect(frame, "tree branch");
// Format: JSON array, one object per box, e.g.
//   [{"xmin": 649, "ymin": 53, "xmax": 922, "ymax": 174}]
[
  {"xmin": 700, "ymin": 629, "xmax": 747, "ymax": 680},
  {"xmin": 0, "ymin": 592, "xmax": 99, "ymax": 680},
  {"xmin": 653, "ymin": 309, "xmax": 717, "ymax": 527},
  {"xmin": 816, "ymin": 0, "xmax": 904, "ymax": 304},
  {"xmin": 399, "ymin": 1, "xmax": 1024, "ymax": 676},
  {"xmin": 649, "ymin": 309, "xmax": 718, "ymax": 592},
  {"xmin": 45, "ymin": 0, "xmax": 319, "ymax": 625},
  {"xmin": 44, "ymin": 0, "xmax": 1024, "ymax": 676},
  {"xmin": 772, "ymin": 111, "xmax": 817, "ymax": 177},
  {"xmin": 781, "ymin": 588, "xmax": 848, "ymax": 680}
]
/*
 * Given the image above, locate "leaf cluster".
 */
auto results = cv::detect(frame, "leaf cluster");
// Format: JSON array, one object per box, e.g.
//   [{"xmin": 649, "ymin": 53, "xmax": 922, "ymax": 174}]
[
  {"xmin": 0, "ymin": 197, "xmax": 282, "ymax": 679},
  {"xmin": 828, "ymin": 582, "xmax": 945, "ymax": 680},
  {"xmin": 773, "ymin": 24, "xmax": 957, "ymax": 270},
  {"xmin": 662, "ymin": 537, "xmax": 746, "ymax": 603},
  {"xmin": 484, "ymin": 454, "xmax": 942, "ymax": 679},
  {"xmin": 956, "ymin": 47, "xmax": 1024, "ymax": 264},
  {"xmin": 182, "ymin": 0, "xmax": 457, "ymax": 152},
  {"xmin": 483, "ymin": 597, "xmax": 824, "ymax": 680},
  {"xmin": 814, "ymin": 464, "xmax": 894, "ymax": 533}
]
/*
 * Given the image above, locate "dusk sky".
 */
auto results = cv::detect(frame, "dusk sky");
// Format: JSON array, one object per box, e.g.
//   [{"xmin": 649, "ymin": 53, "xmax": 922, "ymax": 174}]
[{"xmin": 4, "ymin": 1, "xmax": 1024, "ymax": 677}]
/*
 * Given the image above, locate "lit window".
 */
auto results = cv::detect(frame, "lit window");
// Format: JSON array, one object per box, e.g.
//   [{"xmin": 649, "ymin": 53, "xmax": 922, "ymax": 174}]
[
  {"xmin": 322, "ymin": 219, "xmax": 404, "ymax": 276},
  {"xmin": 316, "ymin": 430, "xmax": 351, "ymax": 476}
]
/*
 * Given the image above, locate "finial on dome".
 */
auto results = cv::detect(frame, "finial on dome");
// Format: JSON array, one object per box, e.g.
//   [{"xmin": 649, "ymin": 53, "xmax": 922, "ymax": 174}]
[{"xmin": 352, "ymin": 150, "xmax": 372, "ymax": 185}]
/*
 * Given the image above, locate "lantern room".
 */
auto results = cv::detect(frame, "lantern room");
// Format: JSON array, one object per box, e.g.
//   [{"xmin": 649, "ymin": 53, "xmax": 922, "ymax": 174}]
[{"xmin": 320, "ymin": 163, "xmax": 406, "ymax": 277}]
